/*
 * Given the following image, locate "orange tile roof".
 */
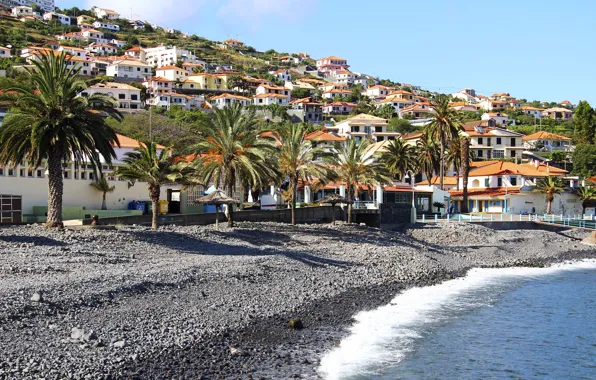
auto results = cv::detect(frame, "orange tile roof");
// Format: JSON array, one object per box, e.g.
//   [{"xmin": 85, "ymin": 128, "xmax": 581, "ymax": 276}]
[
  {"xmin": 319, "ymin": 55, "xmax": 346, "ymax": 61},
  {"xmin": 324, "ymin": 101, "xmax": 357, "ymax": 107},
  {"xmin": 416, "ymin": 176, "xmax": 458, "ymax": 186},
  {"xmin": 254, "ymin": 93, "xmax": 288, "ymax": 98},
  {"xmin": 144, "ymin": 76, "xmax": 172, "ymax": 82},
  {"xmin": 522, "ymin": 131, "xmax": 572, "ymax": 141},
  {"xmin": 305, "ymin": 130, "xmax": 346, "ymax": 142},
  {"xmin": 468, "ymin": 161, "xmax": 566, "ymax": 177},
  {"xmin": 210, "ymin": 93, "xmax": 250, "ymax": 101},
  {"xmin": 450, "ymin": 187, "xmax": 521, "ymax": 197},
  {"xmin": 401, "ymin": 132, "xmax": 424, "ymax": 140},
  {"xmin": 157, "ymin": 65, "xmax": 185, "ymax": 70},
  {"xmin": 323, "ymin": 89, "xmax": 351, "ymax": 94},
  {"xmin": 116, "ymin": 134, "xmax": 165, "ymax": 149}
]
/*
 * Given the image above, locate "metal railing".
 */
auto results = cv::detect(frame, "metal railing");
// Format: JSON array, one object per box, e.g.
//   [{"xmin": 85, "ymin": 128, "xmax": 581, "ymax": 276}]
[{"xmin": 417, "ymin": 213, "xmax": 596, "ymax": 230}]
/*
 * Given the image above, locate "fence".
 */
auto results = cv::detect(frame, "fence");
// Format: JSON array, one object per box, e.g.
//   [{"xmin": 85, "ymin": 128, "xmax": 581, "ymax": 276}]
[{"xmin": 419, "ymin": 213, "xmax": 596, "ymax": 230}]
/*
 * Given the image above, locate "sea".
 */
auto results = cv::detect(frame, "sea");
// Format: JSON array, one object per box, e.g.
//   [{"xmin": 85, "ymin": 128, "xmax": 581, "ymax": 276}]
[{"xmin": 318, "ymin": 259, "xmax": 596, "ymax": 380}]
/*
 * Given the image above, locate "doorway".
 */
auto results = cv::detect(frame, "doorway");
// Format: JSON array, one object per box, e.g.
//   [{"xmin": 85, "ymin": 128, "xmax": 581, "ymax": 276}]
[{"xmin": 167, "ymin": 190, "xmax": 181, "ymax": 213}]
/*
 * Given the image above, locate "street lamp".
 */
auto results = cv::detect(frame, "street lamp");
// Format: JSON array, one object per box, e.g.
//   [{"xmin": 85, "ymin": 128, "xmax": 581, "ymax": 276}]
[{"xmin": 404, "ymin": 170, "xmax": 416, "ymax": 224}]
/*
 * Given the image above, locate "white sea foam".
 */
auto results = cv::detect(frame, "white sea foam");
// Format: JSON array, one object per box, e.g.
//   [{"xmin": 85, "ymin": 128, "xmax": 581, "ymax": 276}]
[{"xmin": 318, "ymin": 259, "xmax": 596, "ymax": 380}]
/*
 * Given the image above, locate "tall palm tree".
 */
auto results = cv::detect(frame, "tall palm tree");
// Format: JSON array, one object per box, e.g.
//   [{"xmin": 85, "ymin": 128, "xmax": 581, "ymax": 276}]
[
  {"xmin": 191, "ymin": 103, "xmax": 276, "ymax": 227},
  {"xmin": 416, "ymin": 135, "xmax": 440, "ymax": 185},
  {"xmin": 378, "ymin": 138, "xmax": 416, "ymax": 181},
  {"xmin": 574, "ymin": 186, "xmax": 596, "ymax": 215},
  {"xmin": 0, "ymin": 52, "xmax": 122, "ymax": 226},
  {"xmin": 424, "ymin": 94, "xmax": 462, "ymax": 190},
  {"xmin": 536, "ymin": 176, "xmax": 566, "ymax": 214},
  {"xmin": 461, "ymin": 137, "xmax": 471, "ymax": 213},
  {"xmin": 90, "ymin": 177, "xmax": 115, "ymax": 210},
  {"xmin": 116, "ymin": 142, "xmax": 200, "ymax": 229},
  {"xmin": 326, "ymin": 138, "xmax": 391, "ymax": 223},
  {"xmin": 273, "ymin": 123, "xmax": 333, "ymax": 225}
]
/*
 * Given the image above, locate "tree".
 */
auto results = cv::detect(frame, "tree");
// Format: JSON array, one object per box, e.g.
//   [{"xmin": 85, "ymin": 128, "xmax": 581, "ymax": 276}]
[
  {"xmin": 536, "ymin": 176, "xmax": 565, "ymax": 214},
  {"xmin": 460, "ymin": 137, "xmax": 471, "ymax": 213},
  {"xmin": 267, "ymin": 103, "xmax": 288, "ymax": 121},
  {"xmin": 291, "ymin": 87, "xmax": 311, "ymax": 100},
  {"xmin": 416, "ymin": 134, "xmax": 440, "ymax": 185},
  {"xmin": 387, "ymin": 118, "xmax": 416, "ymax": 133},
  {"xmin": 574, "ymin": 187, "xmax": 596, "ymax": 215},
  {"xmin": 571, "ymin": 144, "xmax": 596, "ymax": 178},
  {"xmin": 191, "ymin": 104, "xmax": 277, "ymax": 227},
  {"xmin": 274, "ymin": 123, "xmax": 332, "ymax": 224},
  {"xmin": 226, "ymin": 74, "xmax": 250, "ymax": 93},
  {"xmin": 573, "ymin": 100, "xmax": 596, "ymax": 144},
  {"xmin": 424, "ymin": 94, "xmax": 462, "ymax": 190},
  {"xmin": 378, "ymin": 138, "xmax": 416, "ymax": 180},
  {"xmin": 326, "ymin": 139, "xmax": 391, "ymax": 223},
  {"xmin": 116, "ymin": 142, "xmax": 199, "ymax": 229},
  {"xmin": 374, "ymin": 103, "xmax": 394, "ymax": 119},
  {"xmin": 0, "ymin": 52, "xmax": 122, "ymax": 226},
  {"xmin": 90, "ymin": 177, "xmax": 116, "ymax": 210}
]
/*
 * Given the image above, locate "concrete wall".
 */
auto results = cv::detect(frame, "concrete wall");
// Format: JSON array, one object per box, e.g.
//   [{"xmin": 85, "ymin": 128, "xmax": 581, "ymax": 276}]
[
  {"xmin": 84, "ymin": 205, "xmax": 344, "ymax": 226},
  {"xmin": 508, "ymin": 192, "xmax": 581, "ymax": 215},
  {"xmin": 0, "ymin": 175, "xmax": 171, "ymax": 215}
]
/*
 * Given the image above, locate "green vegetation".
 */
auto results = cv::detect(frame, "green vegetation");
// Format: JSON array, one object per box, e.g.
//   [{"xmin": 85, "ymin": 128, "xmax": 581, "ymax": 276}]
[{"xmin": 536, "ymin": 176, "xmax": 565, "ymax": 214}]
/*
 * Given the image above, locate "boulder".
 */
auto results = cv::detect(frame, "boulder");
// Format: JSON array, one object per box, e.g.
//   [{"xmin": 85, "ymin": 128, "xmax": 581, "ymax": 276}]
[{"xmin": 288, "ymin": 318, "xmax": 303, "ymax": 329}]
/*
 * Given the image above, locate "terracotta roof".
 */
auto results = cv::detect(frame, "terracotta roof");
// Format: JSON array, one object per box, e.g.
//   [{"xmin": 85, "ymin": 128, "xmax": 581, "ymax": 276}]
[
  {"xmin": 522, "ymin": 106, "xmax": 543, "ymax": 111},
  {"xmin": 210, "ymin": 93, "xmax": 250, "ymax": 101},
  {"xmin": 450, "ymin": 187, "xmax": 521, "ymax": 197},
  {"xmin": 376, "ymin": 96, "xmax": 415, "ymax": 104},
  {"xmin": 254, "ymin": 93, "xmax": 288, "ymax": 99},
  {"xmin": 144, "ymin": 76, "xmax": 172, "ymax": 82},
  {"xmin": 468, "ymin": 161, "xmax": 566, "ymax": 177},
  {"xmin": 401, "ymin": 132, "xmax": 424, "ymax": 140},
  {"xmin": 522, "ymin": 131, "xmax": 572, "ymax": 141},
  {"xmin": 305, "ymin": 130, "xmax": 346, "ymax": 142},
  {"xmin": 416, "ymin": 176, "xmax": 458, "ymax": 186},
  {"xmin": 322, "ymin": 89, "xmax": 351, "ymax": 94},
  {"xmin": 385, "ymin": 185, "xmax": 432, "ymax": 193},
  {"xmin": 157, "ymin": 65, "xmax": 186, "ymax": 71},
  {"xmin": 116, "ymin": 134, "xmax": 165, "ymax": 149},
  {"xmin": 319, "ymin": 55, "xmax": 346, "ymax": 61},
  {"xmin": 324, "ymin": 101, "xmax": 357, "ymax": 107},
  {"xmin": 259, "ymin": 84, "xmax": 287, "ymax": 91}
]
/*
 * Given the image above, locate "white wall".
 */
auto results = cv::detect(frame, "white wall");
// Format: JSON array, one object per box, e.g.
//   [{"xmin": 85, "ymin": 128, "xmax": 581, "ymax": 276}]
[{"xmin": 508, "ymin": 192, "xmax": 581, "ymax": 215}]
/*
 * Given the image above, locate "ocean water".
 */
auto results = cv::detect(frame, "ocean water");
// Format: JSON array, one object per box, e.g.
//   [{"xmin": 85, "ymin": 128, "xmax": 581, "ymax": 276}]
[{"xmin": 318, "ymin": 260, "xmax": 596, "ymax": 380}]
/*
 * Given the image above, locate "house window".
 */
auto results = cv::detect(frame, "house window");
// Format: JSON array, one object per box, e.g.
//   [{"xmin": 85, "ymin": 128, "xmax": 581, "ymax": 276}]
[
  {"xmin": 119, "ymin": 94, "xmax": 125, "ymax": 99},
  {"xmin": 497, "ymin": 178, "xmax": 502, "ymax": 187},
  {"xmin": 131, "ymin": 95, "xmax": 138, "ymax": 100},
  {"xmin": 487, "ymin": 138, "xmax": 491, "ymax": 146},
  {"xmin": 478, "ymin": 137, "xmax": 483, "ymax": 145},
  {"xmin": 510, "ymin": 177, "xmax": 518, "ymax": 186},
  {"xmin": 478, "ymin": 150, "xmax": 483, "ymax": 158},
  {"xmin": 510, "ymin": 138, "xmax": 516, "ymax": 147},
  {"xmin": 37, "ymin": 170, "xmax": 42, "ymax": 178},
  {"xmin": 484, "ymin": 178, "xmax": 490, "ymax": 187},
  {"xmin": 493, "ymin": 150, "xmax": 504, "ymax": 158},
  {"xmin": 496, "ymin": 137, "xmax": 502, "ymax": 144},
  {"xmin": 8, "ymin": 169, "xmax": 14, "ymax": 176},
  {"xmin": 510, "ymin": 150, "xmax": 516, "ymax": 158},
  {"xmin": 19, "ymin": 168, "xmax": 25, "ymax": 177}
]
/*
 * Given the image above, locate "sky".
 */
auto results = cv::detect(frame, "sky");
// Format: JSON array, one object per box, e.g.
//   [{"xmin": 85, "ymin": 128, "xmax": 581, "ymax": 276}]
[{"xmin": 55, "ymin": 0, "xmax": 596, "ymax": 104}]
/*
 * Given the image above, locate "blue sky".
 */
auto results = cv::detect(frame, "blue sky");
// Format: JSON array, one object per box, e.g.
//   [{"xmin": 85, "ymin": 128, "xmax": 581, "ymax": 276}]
[{"xmin": 56, "ymin": 0, "xmax": 594, "ymax": 104}]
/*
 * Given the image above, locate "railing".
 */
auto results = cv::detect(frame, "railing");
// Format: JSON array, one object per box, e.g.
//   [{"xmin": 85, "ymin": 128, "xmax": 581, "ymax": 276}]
[{"xmin": 417, "ymin": 213, "xmax": 596, "ymax": 230}]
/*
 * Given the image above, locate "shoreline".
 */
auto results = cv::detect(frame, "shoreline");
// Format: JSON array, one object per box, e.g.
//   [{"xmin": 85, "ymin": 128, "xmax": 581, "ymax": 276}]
[{"xmin": 0, "ymin": 222, "xmax": 594, "ymax": 379}]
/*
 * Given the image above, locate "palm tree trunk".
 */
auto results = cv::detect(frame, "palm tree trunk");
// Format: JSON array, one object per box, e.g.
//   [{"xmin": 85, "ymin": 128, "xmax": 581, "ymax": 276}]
[
  {"xmin": 149, "ymin": 184, "xmax": 160, "ymax": 229},
  {"xmin": 291, "ymin": 177, "xmax": 297, "ymax": 225},
  {"xmin": 347, "ymin": 185, "xmax": 353, "ymax": 224},
  {"xmin": 227, "ymin": 177, "xmax": 235, "ymax": 228},
  {"xmin": 440, "ymin": 134, "xmax": 445, "ymax": 191},
  {"xmin": 101, "ymin": 193, "xmax": 107, "ymax": 210},
  {"xmin": 46, "ymin": 148, "xmax": 64, "ymax": 227},
  {"xmin": 547, "ymin": 195, "xmax": 553, "ymax": 214},
  {"xmin": 332, "ymin": 205, "xmax": 336, "ymax": 225},
  {"xmin": 461, "ymin": 139, "xmax": 469, "ymax": 213}
]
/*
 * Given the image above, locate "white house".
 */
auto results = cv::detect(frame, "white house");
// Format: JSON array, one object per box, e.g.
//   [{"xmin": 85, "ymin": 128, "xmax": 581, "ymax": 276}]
[
  {"xmin": 148, "ymin": 93, "xmax": 205, "ymax": 110},
  {"xmin": 142, "ymin": 76, "xmax": 173, "ymax": 96},
  {"xmin": 12, "ymin": 6, "xmax": 34, "ymax": 17},
  {"xmin": 461, "ymin": 120, "xmax": 525, "ymax": 160},
  {"xmin": 521, "ymin": 106, "xmax": 543, "ymax": 119},
  {"xmin": 93, "ymin": 21, "xmax": 120, "ymax": 31},
  {"xmin": 451, "ymin": 90, "xmax": 477, "ymax": 103},
  {"xmin": 328, "ymin": 113, "xmax": 400, "ymax": 142},
  {"xmin": 0, "ymin": 134, "xmax": 173, "ymax": 219},
  {"xmin": 155, "ymin": 65, "xmax": 190, "ymax": 82},
  {"xmin": 322, "ymin": 101, "xmax": 357, "ymax": 115},
  {"xmin": 43, "ymin": 12, "xmax": 74, "ymax": 25},
  {"xmin": 269, "ymin": 69, "xmax": 291, "ymax": 82},
  {"xmin": 81, "ymin": 82, "xmax": 142, "ymax": 110},
  {"xmin": 374, "ymin": 95, "xmax": 415, "ymax": 115},
  {"xmin": 362, "ymin": 85, "xmax": 391, "ymax": 99},
  {"xmin": 481, "ymin": 112, "xmax": 514, "ymax": 126},
  {"xmin": 255, "ymin": 84, "xmax": 290, "ymax": 99},
  {"xmin": 398, "ymin": 103, "xmax": 433, "ymax": 119},
  {"xmin": 143, "ymin": 45, "xmax": 200, "ymax": 67},
  {"xmin": 478, "ymin": 99, "xmax": 507, "ymax": 111},
  {"xmin": 80, "ymin": 28, "xmax": 106, "ymax": 43},
  {"xmin": 449, "ymin": 160, "xmax": 576, "ymax": 215},
  {"xmin": 57, "ymin": 46, "xmax": 88, "ymax": 58},
  {"xmin": 327, "ymin": 70, "xmax": 356, "ymax": 85},
  {"xmin": 86, "ymin": 43, "xmax": 117, "ymax": 56},
  {"xmin": 0, "ymin": 47, "xmax": 12, "ymax": 58},
  {"xmin": 106, "ymin": 60, "xmax": 152, "ymax": 79},
  {"xmin": 93, "ymin": 7, "xmax": 120, "ymax": 20},
  {"xmin": 321, "ymin": 89, "xmax": 351, "ymax": 99},
  {"xmin": 316, "ymin": 55, "xmax": 349, "ymax": 73},
  {"xmin": 522, "ymin": 132, "xmax": 573, "ymax": 152},
  {"xmin": 8, "ymin": 0, "xmax": 55, "ymax": 13},
  {"xmin": 210, "ymin": 93, "xmax": 251, "ymax": 109},
  {"xmin": 110, "ymin": 39, "xmax": 127, "ymax": 48},
  {"xmin": 253, "ymin": 93, "xmax": 289, "ymax": 106}
]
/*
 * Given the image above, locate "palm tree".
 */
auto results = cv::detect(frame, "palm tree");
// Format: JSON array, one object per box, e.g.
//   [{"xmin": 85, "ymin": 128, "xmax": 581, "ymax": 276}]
[
  {"xmin": 424, "ymin": 94, "xmax": 462, "ymax": 190},
  {"xmin": 116, "ymin": 142, "xmax": 200, "ymax": 229},
  {"xmin": 0, "ymin": 52, "xmax": 122, "ymax": 226},
  {"xmin": 416, "ymin": 135, "xmax": 440, "ymax": 185},
  {"xmin": 536, "ymin": 176, "xmax": 566, "ymax": 214},
  {"xmin": 574, "ymin": 186, "xmax": 596, "ymax": 215},
  {"xmin": 378, "ymin": 138, "xmax": 416, "ymax": 181},
  {"xmin": 461, "ymin": 137, "xmax": 471, "ymax": 213},
  {"xmin": 273, "ymin": 123, "xmax": 333, "ymax": 225},
  {"xmin": 191, "ymin": 103, "xmax": 276, "ymax": 227},
  {"xmin": 326, "ymin": 138, "xmax": 391, "ymax": 223},
  {"xmin": 90, "ymin": 177, "xmax": 115, "ymax": 210}
]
